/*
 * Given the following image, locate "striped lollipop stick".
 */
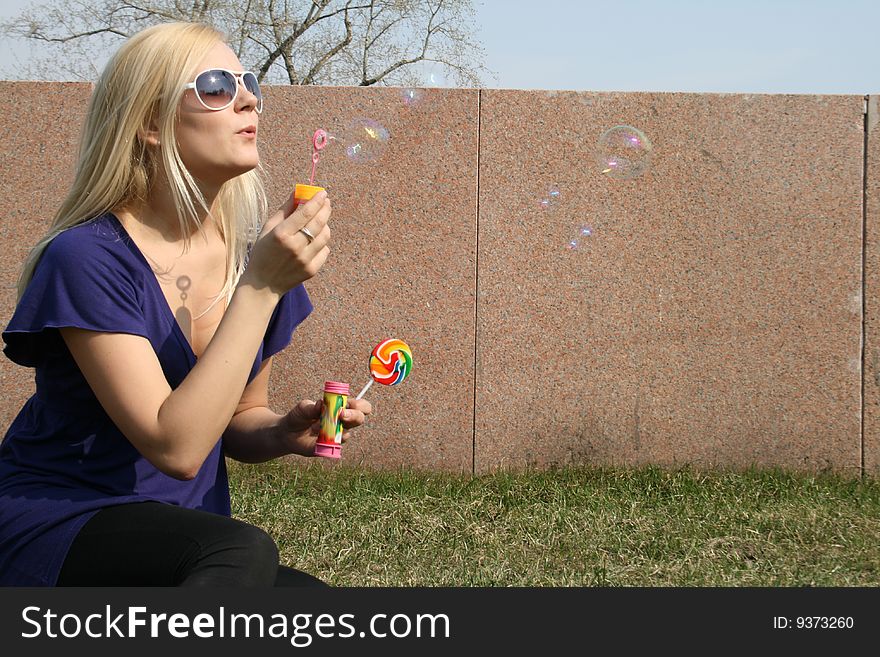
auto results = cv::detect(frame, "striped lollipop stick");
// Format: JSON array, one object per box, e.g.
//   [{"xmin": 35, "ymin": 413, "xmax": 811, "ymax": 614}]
[
  {"xmin": 355, "ymin": 338, "xmax": 413, "ymax": 400},
  {"xmin": 354, "ymin": 379, "xmax": 373, "ymax": 401}
]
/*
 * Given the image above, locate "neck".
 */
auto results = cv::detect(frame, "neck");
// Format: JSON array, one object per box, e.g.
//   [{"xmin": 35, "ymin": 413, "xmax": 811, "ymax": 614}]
[{"xmin": 116, "ymin": 173, "xmax": 222, "ymax": 246}]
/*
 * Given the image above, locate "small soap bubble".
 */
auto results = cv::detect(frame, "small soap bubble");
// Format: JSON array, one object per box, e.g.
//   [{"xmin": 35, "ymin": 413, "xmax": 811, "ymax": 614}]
[
  {"xmin": 596, "ymin": 125, "xmax": 652, "ymax": 180},
  {"xmin": 538, "ymin": 183, "xmax": 562, "ymax": 210},
  {"xmin": 566, "ymin": 225, "xmax": 594, "ymax": 251},
  {"xmin": 343, "ymin": 118, "xmax": 390, "ymax": 163},
  {"xmin": 401, "ymin": 88, "xmax": 425, "ymax": 106},
  {"xmin": 425, "ymin": 67, "xmax": 447, "ymax": 87}
]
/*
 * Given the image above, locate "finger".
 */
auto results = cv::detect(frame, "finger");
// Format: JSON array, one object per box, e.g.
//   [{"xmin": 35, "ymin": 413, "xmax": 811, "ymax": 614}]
[
  {"xmin": 285, "ymin": 400, "xmax": 317, "ymax": 430},
  {"xmin": 348, "ymin": 399, "xmax": 372, "ymax": 416},
  {"xmin": 340, "ymin": 409, "xmax": 365, "ymax": 429},
  {"xmin": 261, "ymin": 191, "xmax": 298, "ymax": 237},
  {"xmin": 279, "ymin": 189, "xmax": 298, "ymax": 217},
  {"xmin": 297, "ymin": 199, "xmax": 332, "ymax": 245},
  {"xmin": 296, "ymin": 220, "xmax": 331, "ymax": 258},
  {"xmin": 297, "ymin": 206, "xmax": 332, "ymax": 250},
  {"xmin": 292, "ymin": 191, "xmax": 330, "ymax": 233},
  {"xmin": 303, "ymin": 399, "xmax": 321, "ymax": 418},
  {"xmin": 260, "ymin": 213, "xmax": 282, "ymax": 238},
  {"xmin": 274, "ymin": 191, "xmax": 328, "ymax": 238},
  {"xmin": 286, "ymin": 200, "xmax": 331, "ymax": 256},
  {"xmin": 299, "ymin": 244, "xmax": 331, "ymax": 275}
]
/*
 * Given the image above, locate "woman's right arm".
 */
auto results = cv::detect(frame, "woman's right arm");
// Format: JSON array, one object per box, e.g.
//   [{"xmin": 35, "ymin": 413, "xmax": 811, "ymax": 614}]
[{"xmin": 60, "ymin": 191, "xmax": 331, "ymax": 480}]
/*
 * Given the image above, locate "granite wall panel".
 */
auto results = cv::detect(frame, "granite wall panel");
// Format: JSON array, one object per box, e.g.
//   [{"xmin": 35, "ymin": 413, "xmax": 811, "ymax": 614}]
[
  {"xmin": 0, "ymin": 82, "xmax": 94, "ymax": 434},
  {"xmin": 258, "ymin": 86, "xmax": 478, "ymax": 471},
  {"xmin": 476, "ymin": 91, "xmax": 864, "ymax": 474}
]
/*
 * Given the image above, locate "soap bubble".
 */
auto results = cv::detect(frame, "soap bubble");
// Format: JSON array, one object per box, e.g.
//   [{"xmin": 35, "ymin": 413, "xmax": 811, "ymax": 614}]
[
  {"xmin": 566, "ymin": 224, "xmax": 593, "ymax": 251},
  {"xmin": 533, "ymin": 185, "xmax": 593, "ymax": 249},
  {"xmin": 566, "ymin": 225, "xmax": 594, "ymax": 250},
  {"xmin": 424, "ymin": 66, "xmax": 448, "ymax": 87},
  {"xmin": 343, "ymin": 118, "xmax": 390, "ymax": 163},
  {"xmin": 538, "ymin": 184, "xmax": 561, "ymax": 210},
  {"xmin": 596, "ymin": 125, "xmax": 652, "ymax": 180},
  {"xmin": 401, "ymin": 88, "xmax": 425, "ymax": 106}
]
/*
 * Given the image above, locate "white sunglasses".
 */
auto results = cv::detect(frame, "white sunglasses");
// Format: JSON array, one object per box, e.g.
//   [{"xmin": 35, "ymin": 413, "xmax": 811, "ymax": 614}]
[{"xmin": 183, "ymin": 68, "xmax": 263, "ymax": 113}]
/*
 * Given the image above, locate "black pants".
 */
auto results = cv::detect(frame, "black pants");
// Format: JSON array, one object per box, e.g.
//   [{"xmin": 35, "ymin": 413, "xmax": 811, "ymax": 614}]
[{"xmin": 56, "ymin": 501, "xmax": 326, "ymax": 587}]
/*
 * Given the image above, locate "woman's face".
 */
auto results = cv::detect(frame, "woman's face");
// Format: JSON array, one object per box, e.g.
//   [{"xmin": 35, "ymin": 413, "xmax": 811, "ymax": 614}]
[{"xmin": 176, "ymin": 42, "xmax": 261, "ymax": 187}]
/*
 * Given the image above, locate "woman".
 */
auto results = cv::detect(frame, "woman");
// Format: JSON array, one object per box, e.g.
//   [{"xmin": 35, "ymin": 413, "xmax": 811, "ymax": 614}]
[{"xmin": 0, "ymin": 21, "xmax": 371, "ymax": 586}]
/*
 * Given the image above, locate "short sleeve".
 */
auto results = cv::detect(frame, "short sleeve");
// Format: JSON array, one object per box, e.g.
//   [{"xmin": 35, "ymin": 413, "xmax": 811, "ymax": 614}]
[
  {"xmin": 3, "ymin": 228, "xmax": 149, "ymax": 367},
  {"xmin": 262, "ymin": 284, "xmax": 313, "ymax": 360}
]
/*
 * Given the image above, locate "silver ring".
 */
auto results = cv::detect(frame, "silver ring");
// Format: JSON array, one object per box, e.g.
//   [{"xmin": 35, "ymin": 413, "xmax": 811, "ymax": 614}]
[{"xmin": 298, "ymin": 226, "xmax": 315, "ymax": 243}]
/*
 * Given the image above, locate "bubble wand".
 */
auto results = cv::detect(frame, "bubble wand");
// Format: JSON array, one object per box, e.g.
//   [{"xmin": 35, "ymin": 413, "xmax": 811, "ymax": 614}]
[
  {"xmin": 309, "ymin": 129, "xmax": 328, "ymax": 184},
  {"xmin": 355, "ymin": 338, "xmax": 413, "ymax": 400},
  {"xmin": 294, "ymin": 128, "xmax": 331, "ymax": 208}
]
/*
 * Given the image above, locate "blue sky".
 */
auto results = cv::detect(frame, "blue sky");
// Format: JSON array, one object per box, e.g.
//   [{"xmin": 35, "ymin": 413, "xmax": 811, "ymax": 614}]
[
  {"xmin": 473, "ymin": 0, "xmax": 879, "ymax": 93},
  {"xmin": 1, "ymin": 0, "xmax": 878, "ymax": 93}
]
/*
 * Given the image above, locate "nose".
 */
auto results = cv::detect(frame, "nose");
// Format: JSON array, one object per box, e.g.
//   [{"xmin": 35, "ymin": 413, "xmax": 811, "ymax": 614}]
[{"xmin": 234, "ymin": 75, "xmax": 261, "ymax": 113}]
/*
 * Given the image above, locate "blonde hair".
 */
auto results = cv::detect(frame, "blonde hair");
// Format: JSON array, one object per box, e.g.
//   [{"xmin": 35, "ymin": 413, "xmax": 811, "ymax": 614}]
[{"xmin": 16, "ymin": 21, "xmax": 266, "ymax": 309}]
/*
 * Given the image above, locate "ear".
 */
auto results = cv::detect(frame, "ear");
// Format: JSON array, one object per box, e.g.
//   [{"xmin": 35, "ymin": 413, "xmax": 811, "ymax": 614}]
[{"xmin": 137, "ymin": 116, "xmax": 161, "ymax": 148}]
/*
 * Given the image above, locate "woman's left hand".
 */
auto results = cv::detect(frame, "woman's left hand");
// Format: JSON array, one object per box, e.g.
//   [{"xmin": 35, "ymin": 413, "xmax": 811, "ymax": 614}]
[{"xmin": 280, "ymin": 397, "xmax": 373, "ymax": 456}]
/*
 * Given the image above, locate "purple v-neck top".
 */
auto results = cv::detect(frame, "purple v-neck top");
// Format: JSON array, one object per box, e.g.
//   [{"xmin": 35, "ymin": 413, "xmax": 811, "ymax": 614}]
[{"xmin": 0, "ymin": 213, "xmax": 313, "ymax": 586}]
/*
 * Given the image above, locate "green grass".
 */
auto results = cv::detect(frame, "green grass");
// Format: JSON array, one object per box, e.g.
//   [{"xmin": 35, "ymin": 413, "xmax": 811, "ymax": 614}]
[{"xmin": 228, "ymin": 459, "xmax": 880, "ymax": 586}]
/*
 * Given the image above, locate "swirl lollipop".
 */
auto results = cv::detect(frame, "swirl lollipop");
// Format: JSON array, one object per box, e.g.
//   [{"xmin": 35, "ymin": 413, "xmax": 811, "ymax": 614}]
[{"xmin": 355, "ymin": 338, "xmax": 413, "ymax": 400}]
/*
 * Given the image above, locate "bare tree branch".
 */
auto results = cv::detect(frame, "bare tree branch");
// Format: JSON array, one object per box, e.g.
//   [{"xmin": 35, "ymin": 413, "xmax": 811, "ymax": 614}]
[
  {"xmin": 301, "ymin": 2, "xmax": 353, "ymax": 84},
  {"xmin": 0, "ymin": 0, "xmax": 495, "ymax": 87},
  {"xmin": 27, "ymin": 27, "xmax": 129, "ymax": 43}
]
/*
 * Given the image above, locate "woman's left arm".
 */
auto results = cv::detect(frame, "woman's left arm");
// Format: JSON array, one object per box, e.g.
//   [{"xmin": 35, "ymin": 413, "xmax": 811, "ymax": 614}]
[{"xmin": 222, "ymin": 357, "xmax": 371, "ymax": 463}]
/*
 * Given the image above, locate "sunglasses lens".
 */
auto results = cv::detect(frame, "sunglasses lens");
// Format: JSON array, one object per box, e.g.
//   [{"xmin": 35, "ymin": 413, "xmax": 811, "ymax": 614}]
[
  {"xmin": 242, "ymin": 72, "xmax": 261, "ymax": 100},
  {"xmin": 195, "ymin": 69, "xmax": 236, "ymax": 108},
  {"xmin": 243, "ymin": 72, "xmax": 263, "ymax": 111}
]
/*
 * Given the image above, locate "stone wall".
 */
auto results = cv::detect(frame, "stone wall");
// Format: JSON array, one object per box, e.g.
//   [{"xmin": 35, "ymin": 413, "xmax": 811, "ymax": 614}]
[{"xmin": 1, "ymin": 82, "xmax": 876, "ymax": 475}]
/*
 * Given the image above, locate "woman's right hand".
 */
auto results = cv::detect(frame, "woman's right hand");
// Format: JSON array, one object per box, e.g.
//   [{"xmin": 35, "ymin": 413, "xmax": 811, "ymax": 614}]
[{"xmin": 240, "ymin": 189, "xmax": 332, "ymax": 297}]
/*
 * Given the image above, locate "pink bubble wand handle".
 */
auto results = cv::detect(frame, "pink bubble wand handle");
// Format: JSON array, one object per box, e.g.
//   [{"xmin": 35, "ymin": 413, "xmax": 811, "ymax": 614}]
[{"xmin": 308, "ymin": 129, "xmax": 329, "ymax": 185}]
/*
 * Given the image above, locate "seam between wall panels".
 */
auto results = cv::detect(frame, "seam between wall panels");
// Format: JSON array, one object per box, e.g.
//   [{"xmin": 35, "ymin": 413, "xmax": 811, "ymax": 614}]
[
  {"xmin": 471, "ymin": 89, "xmax": 482, "ymax": 476},
  {"xmin": 862, "ymin": 95, "xmax": 874, "ymax": 478}
]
